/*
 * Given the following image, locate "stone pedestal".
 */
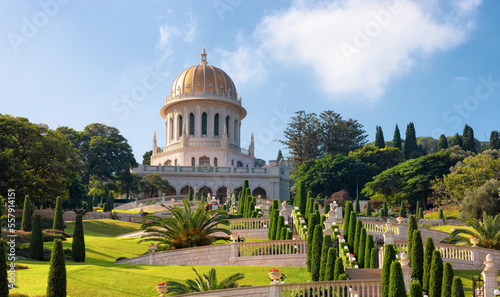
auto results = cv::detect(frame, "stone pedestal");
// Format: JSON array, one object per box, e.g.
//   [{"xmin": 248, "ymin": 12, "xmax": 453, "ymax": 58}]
[
  {"xmin": 335, "ymin": 207, "xmax": 343, "ymax": 219},
  {"xmin": 383, "ymin": 225, "xmax": 395, "ymax": 245},
  {"xmin": 399, "ymin": 252, "xmax": 411, "ymax": 292},
  {"xmin": 481, "ymin": 254, "xmax": 498, "ymax": 297}
]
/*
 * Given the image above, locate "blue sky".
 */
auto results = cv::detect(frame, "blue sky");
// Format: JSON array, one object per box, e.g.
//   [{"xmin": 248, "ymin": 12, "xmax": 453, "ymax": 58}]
[{"xmin": 1, "ymin": 0, "xmax": 499, "ymax": 164}]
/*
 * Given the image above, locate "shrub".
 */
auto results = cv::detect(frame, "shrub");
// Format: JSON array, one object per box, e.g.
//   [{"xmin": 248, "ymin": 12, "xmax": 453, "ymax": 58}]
[
  {"xmin": 418, "ymin": 208, "xmax": 424, "ymax": 219},
  {"xmin": 344, "ymin": 201, "xmax": 353, "ymax": 241},
  {"xmin": 353, "ymin": 220, "xmax": 362, "ymax": 255},
  {"xmin": 115, "ymin": 257, "xmax": 128, "ymax": 261},
  {"xmin": 324, "ymin": 247, "xmax": 336, "ymax": 281},
  {"xmin": 29, "ymin": 214, "xmax": 44, "ymax": 261},
  {"xmin": 286, "ymin": 230, "xmax": 292, "ymax": 240},
  {"xmin": 188, "ymin": 187, "xmax": 193, "ymax": 201},
  {"xmin": 72, "ymin": 214, "xmax": 85, "ymax": 262},
  {"xmin": 370, "ymin": 247, "xmax": 376, "ymax": 268},
  {"xmin": 459, "ymin": 179, "xmax": 500, "ymax": 220},
  {"xmin": 274, "ymin": 215, "xmax": 284, "ymax": 240},
  {"xmin": 381, "ymin": 244, "xmax": 396, "ymax": 297},
  {"xmin": 364, "ymin": 234, "xmax": 374, "ymax": 268},
  {"xmin": 52, "ymin": 197, "xmax": 64, "ymax": 231},
  {"xmin": 451, "ymin": 276, "xmax": 465, "ymax": 297},
  {"xmin": 409, "ymin": 281, "xmax": 423, "ymax": 297},
  {"xmin": 442, "ymin": 262, "xmax": 454, "ymax": 297},
  {"xmin": 428, "ymin": 250, "xmax": 443, "ymax": 297},
  {"xmin": 0, "ymin": 239, "xmax": 8, "ymax": 297},
  {"xmin": 21, "ymin": 195, "xmax": 32, "ymax": 232},
  {"xmin": 348, "ymin": 210, "xmax": 356, "ymax": 249},
  {"xmin": 422, "ymin": 237, "xmax": 435, "ymax": 292},
  {"xmin": 334, "ymin": 257, "xmax": 345, "ymax": 280},
  {"xmin": 366, "ymin": 201, "xmax": 372, "ymax": 216},
  {"xmin": 399, "ymin": 201, "xmax": 406, "ymax": 217},
  {"xmin": 411, "ymin": 230, "xmax": 424, "ymax": 285},
  {"xmin": 355, "ymin": 198, "xmax": 360, "ymax": 213},
  {"xmin": 438, "ymin": 209, "xmax": 444, "ymax": 219},
  {"xmin": 408, "ymin": 215, "xmax": 418, "ymax": 263},
  {"xmin": 306, "ymin": 212, "xmax": 319, "ymax": 272},
  {"xmin": 311, "ymin": 225, "xmax": 323, "ymax": 281},
  {"xmin": 358, "ymin": 228, "xmax": 366, "ymax": 268},
  {"xmin": 46, "ymin": 239, "xmax": 67, "ymax": 297},
  {"xmin": 279, "ymin": 227, "xmax": 287, "ymax": 240},
  {"xmin": 388, "ymin": 261, "xmax": 406, "ymax": 297},
  {"xmin": 319, "ymin": 235, "xmax": 333, "ymax": 280}
]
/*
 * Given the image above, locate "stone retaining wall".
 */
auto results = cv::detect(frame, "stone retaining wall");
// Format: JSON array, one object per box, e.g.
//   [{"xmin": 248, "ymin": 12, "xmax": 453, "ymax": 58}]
[{"xmin": 31, "ymin": 210, "xmax": 143, "ymax": 223}]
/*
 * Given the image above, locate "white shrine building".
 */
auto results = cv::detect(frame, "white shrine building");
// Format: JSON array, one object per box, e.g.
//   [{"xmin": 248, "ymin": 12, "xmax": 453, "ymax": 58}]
[{"xmin": 132, "ymin": 47, "xmax": 290, "ymax": 201}]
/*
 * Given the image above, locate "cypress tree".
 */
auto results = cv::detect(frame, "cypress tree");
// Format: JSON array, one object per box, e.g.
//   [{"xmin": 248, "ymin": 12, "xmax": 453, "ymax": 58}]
[
  {"xmin": 21, "ymin": 195, "xmax": 32, "ymax": 232},
  {"xmin": 381, "ymin": 244, "xmax": 396, "ymax": 297},
  {"xmin": 462, "ymin": 124, "xmax": 476, "ymax": 153},
  {"xmin": 366, "ymin": 201, "xmax": 372, "ymax": 216},
  {"xmin": 268, "ymin": 201, "xmax": 277, "ymax": 239},
  {"xmin": 382, "ymin": 201, "xmax": 388, "ymax": 217},
  {"xmin": 92, "ymin": 194, "xmax": 98, "ymax": 208},
  {"xmin": 451, "ymin": 133, "xmax": 462, "ymax": 148},
  {"xmin": 102, "ymin": 203, "xmax": 108, "ymax": 213},
  {"xmin": 376, "ymin": 126, "xmax": 386, "ymax": 148},
  {"xmin": 429, "ymin": 250, "xmax": 443, "ymax": 297},
  {"xmin": 343, "ymin": 201, "xmax": 353, "ymax": 240},
  {"xmin": 281, "ymin": 227, "xmax": 287, "ymax": 240},
  {"xmin": 364, "ymin": 234, "xmax": 374, "ymax": 269},
  {"xmin": 53, "ymin": 196, "xmax": 64, "ymax": 231},
  {"xmin": 72, "ymin": 214, "xmax": 85, "ymax": 262},
  {"xmin": 442, "ymin": 262, "xmax": 454, "ymax": 297},
  {"xmin": 409, "ymin": 281, "xmax": 423, "ymax": 297},
  {"xmin": 188, "ymin": 187, "xmax": 193, "ymax": 201},
  {"xmin": 323, "ymin": 202, "xmax": 330, "ymax": 215},
  {"xmin": 370, "ymin": 247, "xmax": 376, "ymax": 268},
  {"xmin": 305, "ymin": 191, "xmax": 313, "ymax": 219},
  {"xmin": 438, "ymin": 209, "xmax": 444, "ymax": 219},
  {"xmin": 354, "ymin": 198, "xmax": 360, "ymax": 213},
  {"xmin": 450, "ymin": 277, "xmax": 465, "ymax": 297},
  {"xmin": 29, "ymin": 214, "xmax": 44, "ymax": 261},
  {"xmin": 408, "ymin": 215, "xmax": 418, "ymax": 263},
  {"xmin": 249, "ymin": 201, "xmax": 256, "ymax": 218},
  {"xmin": 311, "ymin": 225, "xmax": 323, "ymax": 281},
  {"xmin": 324, "ymin": 247, "xmax": 336, "ymax": 281},
  {"xmin": 107, "ymin": 192, "xmax": 114, "ymax": 211},
  {"xmin": 358, "ymin": 228, "xmax": 366, "ymax": 268},
  {"xmin": 295, "ymin": 180, "xmax": 307, "ymax": 215},
  {"xmin": 274, "ymin": 216, "xmax": 284, "ymax": 241},
  {"xmin": 418, "ymin": 208, "xmax": 424, "ymax": 219},
  {"xmin": 333, "ymin": 257, "xmax": 345, "ymax": 280},
  {"xmin": 307, "ymin": 212, "xmax": 320, "ymax": 272},
  {"xmin": 348, "ymin": 211, "xmax": 357, "ymax": 250},
  {"xmin": 388, "ymin": 261, "xmax": 406, "ymax": 297},
  {"xmin": 0, "ymin": 239, "xmax": 8, "ymax": 297},
  {"xmin": 404, "ymin": 122, "xmax": 418, "ymax": 159},
  {"xmin": 270, "ymin": 209, "xmax": 280, "ymax": 240},
  {"xmin": 438, "ymin": 134, "xmax": 448, "ymax": 150},
  {"xmin": 489, "ymin": 131, "xmax": 500, "ymax": 150},
  {"xmin": 353, "ymin": 220, "xmax": 362, "ymax": 255},
  {"xmin": 286, "ymin": 230, "xmax": 293, "ymax": 240},
  {"xmin": 411, "ymin": 230, "xmax": 424, "ymax": 285},
  {"xmin": 312, "ymin": 202, "xmax": 319, "ymax": 215},
  {"xmin": 393, "ymin": 124, "xmax": 402, "ymax": 150},
  {"xmin": 319, "ymin": 235, "xmax": 333, "ymax": 280},
  {"xmin": 422, "ymin": 237, "xmax": 435, "ymax": 292},
  {"xmin": 399, "ymin": 201, "xmax": 406, "ymax": 217},
  {"xmin": 46, "ymin": 239, "xmax": 67, "ymax": 297}
]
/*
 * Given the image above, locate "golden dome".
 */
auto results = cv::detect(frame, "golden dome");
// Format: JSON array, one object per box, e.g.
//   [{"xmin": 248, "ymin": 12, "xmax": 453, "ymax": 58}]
[{"xmin": 169, "ymin": 46, "xmax": 238, "ymax": 101}]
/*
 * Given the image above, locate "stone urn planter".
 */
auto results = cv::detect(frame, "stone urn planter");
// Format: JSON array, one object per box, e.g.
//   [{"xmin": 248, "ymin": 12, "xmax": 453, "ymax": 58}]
[
  {"xmin": 156, "ymin": 284, "xmax": 168, "ymax": 297},
  {"xmin": 230, "ymin": 233, "xmax": 238, "ymax": 243},
  {"xmin": 470, "ymin": 236, "xmax": 479, "ymax": 247},
  {"xmin": 149, "ymin": 244, "xmax": 158, "ymax": 253},
  {"xmin": 396, "ymin": 216, "xmax": 404, "ymax": 224},
  {"xmin": 268, "ymin": 269, "xmax": 282, "ymax": 284}
]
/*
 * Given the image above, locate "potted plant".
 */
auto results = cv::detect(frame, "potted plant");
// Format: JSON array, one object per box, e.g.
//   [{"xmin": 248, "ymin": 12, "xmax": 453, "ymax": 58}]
[
  {"xmin": 156, "ymin": 282, "xmax": 168, "ymax": 297},
  {"xmin": 230, "ymin": 233, "xmax": 238, "ymax": 242},
  {"xmin": 268, "ymin": 268, "xmax": 282, "ymax": 284},
  {"xmin": 470, "ymin": 236, "xmax": 479, "ymax": 247}
]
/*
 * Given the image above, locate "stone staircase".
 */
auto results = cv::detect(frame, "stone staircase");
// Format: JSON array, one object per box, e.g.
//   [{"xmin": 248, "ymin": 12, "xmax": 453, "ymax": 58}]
[{"xmin": 345, "ymin": 268, "xmax": 382, "ymax": 280}]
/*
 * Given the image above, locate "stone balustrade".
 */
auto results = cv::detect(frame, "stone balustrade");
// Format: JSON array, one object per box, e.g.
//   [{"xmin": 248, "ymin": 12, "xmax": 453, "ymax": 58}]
[
  {"xmin": 238, "ymin": 239, "xmax": 307, "ymax": 257},
  {"xmin": 217, "ymin": 218, "xmax": 270, "ymax": 230}
]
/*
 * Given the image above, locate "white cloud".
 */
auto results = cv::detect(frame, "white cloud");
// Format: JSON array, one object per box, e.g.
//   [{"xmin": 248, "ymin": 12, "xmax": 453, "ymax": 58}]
[
  {"xmin": 226, "ymin": 0, "xmax": 481, "ymax": 101},
  {"xmin": 156, "ymin": 16, "xmax": 197, "ymax": 60}
]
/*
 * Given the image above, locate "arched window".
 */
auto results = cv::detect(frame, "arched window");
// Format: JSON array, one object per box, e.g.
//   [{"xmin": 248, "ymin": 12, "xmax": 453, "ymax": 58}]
[
  {"xmin": 201, "ymin": 112, "xmax": 207, "ymax": 136},
  {"xmin": 189, "ymin": 113, "xmax": 195, "ymax": 136},
  {"xmin": 237, "ymin": 161, "xmax": 243, "ymax": 167},
  {"xmin": 191, "ymin": 157, "xmax": 195, "ymax": 166},
  {"xmin": 178, "ymin": 115, "xmax": 183, "ymax": 138},
  {"xmin": 214, "ymin": 113, "xmax": 219, "ymax": 137},
  {"xmin": 166, "ymin": 160, "xmax": 171, "ymax": 166},
  {"xmin": 226, "ymin": 116, "xmax": 230, "ymax": 136},
  {"xmin": 214, "ymin": 157, "xmax": 218, "ymax": 167},
  {"xmin": 234, "ymin": 119, "xmax": 238, "ymax": 142},
  {"xmin": 175, "ymin": 159, "xmax": 178, "ymax": 166},
  {"xmin": 199, "ymin": 156, "xmax": 210, "ymax": 165},
  {"xmin": 169, "ymin": 118, "xmax": 173, "ymax": 140}
]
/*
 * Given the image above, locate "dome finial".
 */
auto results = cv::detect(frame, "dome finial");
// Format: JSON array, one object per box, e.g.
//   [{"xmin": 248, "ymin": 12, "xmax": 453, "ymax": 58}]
[{"xmin": 200, "ymin": 45, "xmax": 207, "ymax": 65}]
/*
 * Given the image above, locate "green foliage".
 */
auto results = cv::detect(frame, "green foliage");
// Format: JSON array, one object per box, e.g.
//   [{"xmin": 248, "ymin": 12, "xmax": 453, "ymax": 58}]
[
  {"xmin": 441, "ymin": 262, "xmax": 454, "ymax": 297},
  {"xmin": 411, "ymin": 230, "xmax": 424, "ymax": 285},
  {"xmin": 72, "ymin": 214, "xmax": 85, "ymax": 262},
  {"xmin": 370, "ymin": 247, "xmax": 376, "ymax": 268},
  {"xmin": 319, "ymin": 235, "xmax": 332, "ymax": 280},
  {"xmin": 188, "ymin": 187, "xmax": 193, "ymax": 201},
  {"xmin": 418, "ymin": 208, "xmax": 423, "ymax": 219},
  {"xmin": 286, "ymin": 230, "xmax": 292, "ymax": 240},
  {"xmin": 0, "ymin": 239, "xmax": 7, "ymax": 297},
  {"xmin": 381, "ymin": 201, "xmax": 389, "ymax": 218},
  {"xmin": 295, "ymin": 180, "xmax": 308, "ymax": 215},
  {"xmin": 438, "ymin": 209, "xmax": 444, "ymax": 219},
  {"xmin": 270, "ymin": 210, "xmax": 280, "ymax": 240},
  {"xmin": 388, "ymin": 261, "xmax": 406, "ymax": 297},
  {"xmin": 344, "ymin": 201, "xmax": 353, "ymax": 241},
  {"xmin": 364, "ymin": 234, "xmax": 374, "ymax": 269},
  {"xmin": 142, "ymin": 173, "xmax": 170, "ymax": 198},
  {"xmin": 449, "ymin": 213, "xmax": 500, "ymax": 249},
  {"xmin": 53, "ymin": 196, "xmax": 64, "ymax": 231},
  {"xmin": 29, "ymin": 214, "xmax": 44, "ymax": 261},
  {"xmin": 311, "ymin": 225, "xmax": 323, "ymax": 281},
  {"xmin": 353, "ymin": 220, "xmax": 362, "ymax": 255},
  {"xmin": 358, "ymin": 228, "xmax": 366, "ymax": 268},
  {"xmin": 408, "ymin": 215, "xmax": 417, "ymax": 263},
  {"xmin": 422, "ymin": 237, "xmax": 435, "ymax": 292},
  {"xmin": 451, "ymin": 276, "xmax": 465, "ymax": 297},
  {"xmin": 376, "ymin": 126, "xmax": 385, "ymax": 148},
  {"xmin": 21, "ymin": 195, "xmax": 32, "ymax": 232},
  {"xmin": 405, "ymin": 122, "xmax": 420, "ymax": 159},
  {"xmin": 306, "ymin": 211, "xmax": 320, "ymax": 272},
  {"xmin": 459, "ymin": 179, "xmax": 500, "ymax": 220},
  {"xmin": 102, "ymin": 203, "xmax": 108, "ymax": 212},
  {"xmin": 429, "ymin": 250, "xmax": 443, "ymax": 297},
  {"xmin": 324, "ymin": 247, "xmax": 336, "ymax": 281},
  {"xmin": 166, "ymin": 266, "xmax": 244, "ymax": 294},
  {"xmin": 334, "ymin": 257, "xmax": 345, "ymax": 280},
  {"xmin": 382, "ymin": 244, "xmax": 396, "ymax": 297},
  {"xmin": 438, "ymin": 134, "xmax": 448, "ymax": 150},
  {"xmin": 451, "ymin": 133, "xmax": 463, "ymax": 148},
  {"xmin": 365, "ymin": 201, "xmax": 372, "ymax": 216},
  {"xmin": 107, "ymin": 192, "xmax": 115, "ymax": 211},
  {"xmin": 355, "ymin": 198, "xmax": 360, "ymax": 213},
  {"xmin": 279, "ymin": 227, "xmax": 287, "ymax": 240},
  {"xmin": 399, "ymin": 201, "xmax": 406, "ymax": 217},
  {"xmin": 393, "ymin": 124, "xmax": 402, "ymax": 150},
  {"xmin": 462, "ymin": 124, "xmax": 476, "ymax": 153},
  {"xmin": 46, "ymin": 239, "xmax": 67, "ymax": 297},
  {"xmin": 489, "ymin": 131, "xmax": 500, "ymax": 150},
  {"xmin": 348, "ymin": 211, "xmax": 357, "ymax": 250},
  {"xmin": 409, "ymin": 281, "xmax": 423, "ymax": 297},
  {"xmin": 274, "ymin": 216, "xmax": 284, "ymax": 241}
]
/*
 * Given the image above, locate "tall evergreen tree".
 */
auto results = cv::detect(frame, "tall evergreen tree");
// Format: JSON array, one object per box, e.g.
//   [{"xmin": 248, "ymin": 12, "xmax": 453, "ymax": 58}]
[
  {"xmin": 365, "ymin": 201, "xmax": 372, "ymax": 216},
  {"xmin": 462, "ymin": 124, "xmax": 476, "ymax": 153},
  {"xmin": 370, "ymin": 247, "xmax": 376, "ymax": 268},
  {"xmin": 319, "ymin": 235, "xmax": 333, "ymax": 280},
  {"xmin": 92, "ymin": 193, "xmax": 98, "ymax": 207},
  {"xmin": 324, "ymin": 247, "xmax": 337, "ymax": 281},
  {"xmin": 353, "ymin": 220, "xmax": 362, "ymax": 255},
  {"xmin": 409, "ymin": 281, "xmax": 423, "ymax": 297},
  {"xmin": 343, "ymin": 201, "xmax": 353, "ymax": 240},
  {"xmin": 438, "ymin": 134, "xmax": 448, "ymax": 150},
  {"xmin": 53, "ymin": 196, "xmax": 64, "ymax": 231},
  {"xmin": 46, "ymin": 239, "xmax": 67, "ymax": 297},
  {"xmin": 399, "ymin": 201, "xmax": 406, "ymax": 217},
  {"xmin": 442, "ymin": 262, "xmax": 454, "ymax": 297},
  {"xmin": 411, "ymin": 230, "xmax": 424, "ymax": 285},
  {"xmin": 364, "ymin": 234, "xmax": 375, "ymax": 269},
  {"xmin": 393, "ymin": 124, "xmax": 402, "ymax": 150},
  {"xmin": 382, "ymin": 244, "xmax": 396, "ymax": 297},
  {"xmin": 404, "ymin": 122, "xmax": 419, "ymax": 159},
  {"xmin": 295, "ymin": 180, "xmax": 307, "ymax": 215},
  {"xmin": 382, "ymin": 201, "xmax": 388, "ymax": 217},
  {"xmin": 72, "ymin": 214, "xmax": 85, "ymax": 262},
  {"xmin": 21, "ymin": 195, "xmax": 32, "ymax": 232},
  {"xmin": 274, "ymin": 216, "xmax": 284, "ymax": 241},
  {"xmin": 270, "ymin": 209, "xmax": 280, "ymax": 240},
  {"xmin": 305, "ymin": 191, "xmax": 313, "ymax": 219},
  {"xmin": 29, "ymin": 214, "xmax": 44, "ymax": 261},
  {"xmin": 333, "ymin": 257, "xmax": 345, "ymax": 280},
  {"xmin": 0, "ymin": 239, "xmax": 8, "ymax": 297},
  {"xmin": 376, "ymin": 126, "xmax": 386, "ymax": 148},
  {"xmin": 311, "ymin": 225, "xmax": 323, "ymax": 281},
  {"xmin": 422, "ymin": 237, "xmax": 435, "ymax": 292},
  {"xmin": 306, "ymin": 212, "xmax": 320, "ymax": 272},
  {"xmin": 188, "ymin": 187, "xmax": 193, "ymax": 201},
  {"xmin": 106, "ymin": 192, "xmax": 114, "ymax": 211},
  {"xmin": 354, "ymin": 198, "xmax": 360, "ymax": 213},
  {"xmin": 451, "ymin": 133, "xmax": 463, "ymax": 148},
  {"xmin": 358, "ymin": 228, "xmax": 367, "ymax": 268},
  {"xmin": 489, "ymin": 131, "xmax": 500, "ymax": 150},
  {"xmin": 407, "ymin": 215, "xmax": 418, "ymax": 263},
  {"xmin": 429, "ymin": 250, "xmax": 443, "ymax": 297},
  {"xmin": 451, "ymin": 277, "xmax": 465, "ymax": 297},
  {"xmin": 276, "ymin": 149, "xmax": 283, "ymax": 165},
  {"xmin": 388, "ymin": 261, "xmax": 406, "ymax": 297},
  {"xmin": 348, "ymin": 211, "xmax": 357, "ymax": 250}
]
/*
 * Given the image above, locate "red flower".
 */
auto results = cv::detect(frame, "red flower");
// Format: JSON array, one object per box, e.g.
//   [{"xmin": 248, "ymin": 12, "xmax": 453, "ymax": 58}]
[
  {"xmin": 157, "ymin": 282, "xmax": 165, "ymax": 286},
  {"xmin": 269, "ymin": 268, "xmax": 279, "ymax": 272},
  {"xmin": 151, "ymin": 243, "xmax": 155, "ymax": 245},
  {"xmin": 471, "ymin": 236, "xmax": 477, "ymax": 239}
]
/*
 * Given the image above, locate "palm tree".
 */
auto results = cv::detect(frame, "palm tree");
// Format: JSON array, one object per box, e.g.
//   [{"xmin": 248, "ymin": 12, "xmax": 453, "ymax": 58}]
[
  {"xmin": 139, "ymin": 199, "xmax": 231, "ymax": 249},
  {"xmin": 450, "ymin": 213, "xmax": 500, "ymax": 249},
  {"xmin": 166, "ymin": 267, "xmax": 245, "ymax": 295}
]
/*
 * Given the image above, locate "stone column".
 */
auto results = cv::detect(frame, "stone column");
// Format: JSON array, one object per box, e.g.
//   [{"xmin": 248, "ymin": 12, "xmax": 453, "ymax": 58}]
[
  {"xmin": 399, "ymin": 252, "xmax": 411, "ymax": 292},
  {"xmin": 397, "ymin": 222, "xmax": 407, "ymax": 240},
  {"xmin": 269, "ymin": 284, "xmax": 280, "ymax": 297},
  {"xmin": 383, "ymin": 224, "xmax": 395, "ymax": 245},
  {"xmin": 481, "ymin": 254, "xmax": 498, "ymax": 297},
  {"xmin": 379, "ymin": 246, "xmax": 385, "ymax": 269},
  {"xmin": 229, "ymin": 241, "xmax": 238, "ymax": 265}
]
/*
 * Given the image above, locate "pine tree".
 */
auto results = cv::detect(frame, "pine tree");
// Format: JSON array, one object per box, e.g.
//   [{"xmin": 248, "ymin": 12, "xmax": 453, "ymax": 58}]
[
  {"xmin": 393, "ymin": 124, "xmax": 402, "ymax": 150},
  {"xmin": 429, "ymin": 250, "xmax": 443, "ymax": 297},
  {"xmin": 366, "ymin": 201, "xmax": 372, "ymax": 216},
  {"xmin": 364, "ymin": 234, "xmax": 374, "ymax": 269},
  {"xmin": 422, "ymin": 237, "xmax": 435, "ymax": 292},
  {"xmin": 348, "ymin": 211, "xmax": 357, "ymax": 250},
  {"xmin": 319, "ymin": 235, "xmax": 333, "ymax": 280},
  {"xmin": 29, "ymin": 214, "xmax": 44, "ymax": 261},
  {"xmin": 438, "ymin": 134, "xmax": 448, "ymax": 150},
  {"xmin": 462, "ymin": 124, "xmax": 476, "ymax": 153},
  {"xmin": 451, "ymin": 277, "xmax": 465, "ymax": 297},
  {"xmin": 438, "ymin": 209, "xmax": 444, "ymax": 219},
  {"xmin": 306, "ymin": 212, "xmax": 320, "ymax": 272},
  {"xmin": 381, "ymin": 244, "xmax": 396, "ymax": 297},
  {"xmin": 404, "ymin": 122, "xmax": 419, "ymax": 159},
  {"xmin": 355, "ymin": 198, "xmax": 360, "ymax": 213},
  {"xmin": 311, "ymin": 225, "xmax": 323, "ymax": 281},
  {"xmin": 343, "ymin": 201, "xmax": 353, "ymax": 240},
  {"xmin": 353, "ymin": 220, "xmax": 362, "ymax": 255},
  {"xmin": 358, "ymin": 228, "xmax": 367, "ymax": 268},
  {"xmin": 388, "ymin": 261, "xmax": 406, "ymax": 297},
  {"xmin": 46, "ymin": 239, "xmax": 67, "ymax": 297},
  {"xmin": 376, "ymin": 126, "xmax": 386, "ymax": 148},
  {"xmin": 333, "ymin": 257, "xmax": 345, "ymax": 280},
  {"xmin": 324, "ymin": 247, "xmax": 336, "ymax": 281},
  {"xmin": 489, "ymin": 131, "xmax": 500, "ymax": 150},
  {"xmin": 370, "ymin": 247, "xmax": 376, "ymax": 268},
  {"xmin": 399, "ymin": 201, "xmax": 406, "ymax": 217},
  {"xmin": 0, "ymin": 239, "xmax": 8, "ymax": 297},
  {"xmin": 53, "ymin": 196, "xmax": 64, "ymax": 231},
  {"xmin": 409, "ymin": 281, "xmax": 423, "ymax": 297},
  {"xmin": 411, "ymin": 230, "xmax": 424, "ymax": 285},
  {"xmin": 441, "ymin": 262, "xmax": 454, "ymax": 297},
  {"xmin": 451, "ymin": 133, "xmax": 463, "ymax": 148},
  {"xmin": 188, "ymin": 187, "xmax": 193, "ymax": 201},
  {"xmin": 21, "ymin": 195, "xmax": 32, "ymax": 232},
  {"xmin": 408, "ymin": 215, "xmax": 418, "ymax": 264},
  {"xmin": 72, "ymin": 214, "xmax": 85, "ymax": 262}
]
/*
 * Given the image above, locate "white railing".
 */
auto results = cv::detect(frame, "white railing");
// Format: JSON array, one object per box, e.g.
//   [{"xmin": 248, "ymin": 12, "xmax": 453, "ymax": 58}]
[
  {"xmin": 217, "ymin": 218, "xmax": 270, "ymax": 230},
  {"xmin": 238, "ymin": 239, "xmax": 307, "ymax": 257},
  {"xmin": 279, "ymin": 279, "xmax": 381, "ymax": 297}
]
